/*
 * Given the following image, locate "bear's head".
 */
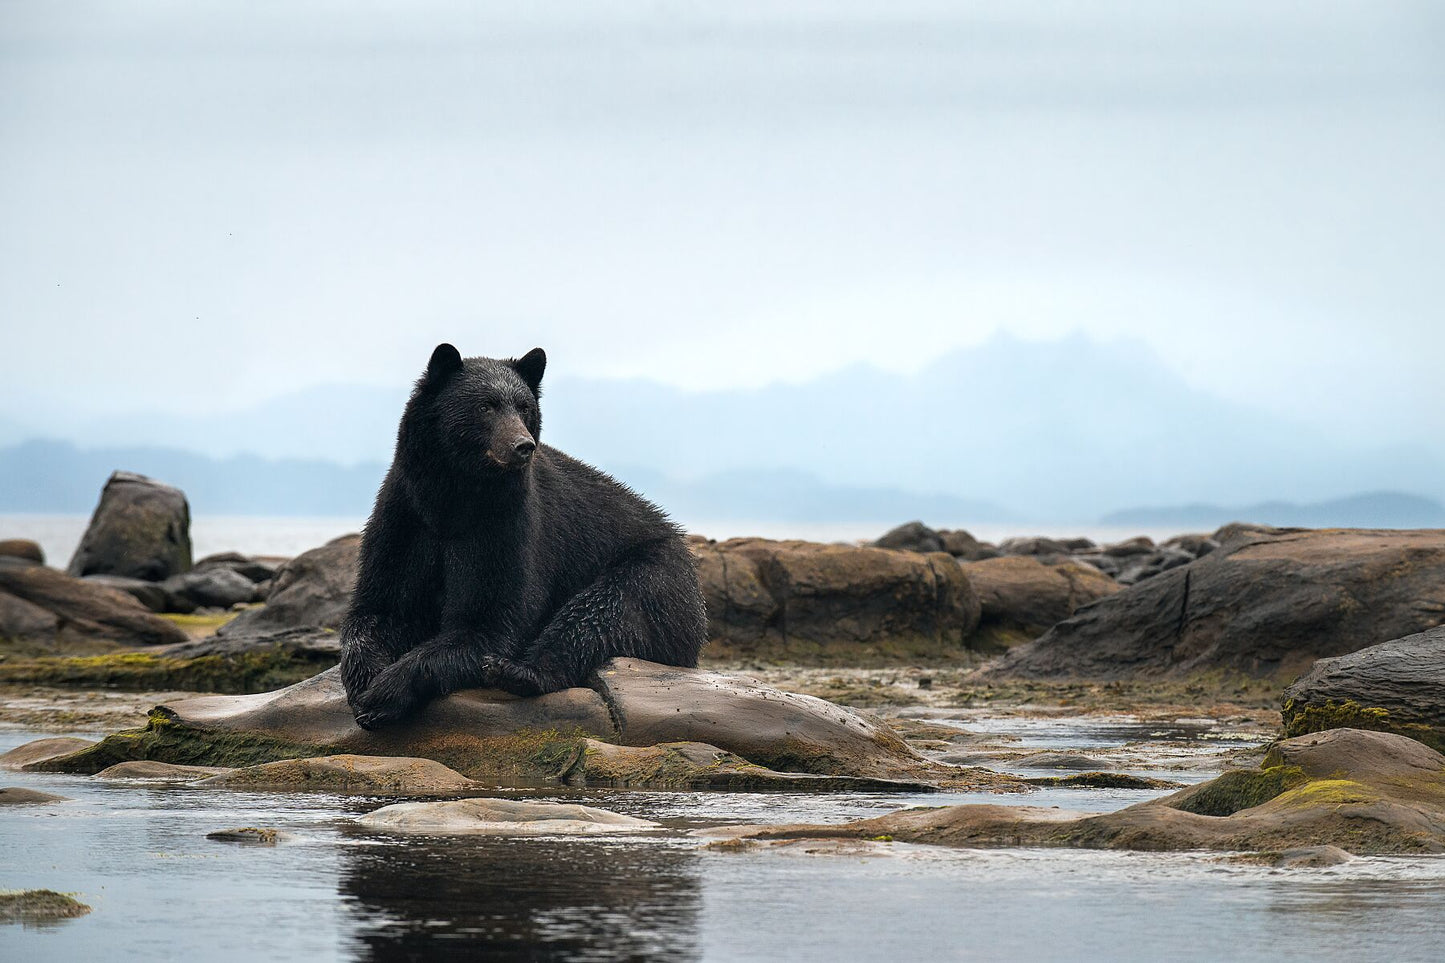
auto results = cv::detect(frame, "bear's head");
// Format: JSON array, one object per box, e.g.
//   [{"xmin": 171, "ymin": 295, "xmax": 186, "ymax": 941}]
[{"xmin": 401, "ymin": 343, "xmax": 547, "ymax": 478}]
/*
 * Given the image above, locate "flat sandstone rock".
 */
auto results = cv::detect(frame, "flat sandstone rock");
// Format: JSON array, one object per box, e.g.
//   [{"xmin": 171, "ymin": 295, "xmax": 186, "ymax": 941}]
[
  {"xmin": 29, "ymin": 659, "xmax": 946, "ymax": 789},
  {"xmin": 198, "ymin": 754, "xmax": 479, "ymax": 795},
  {"xmin": 357, "ymin": 797, "xmax": 660, "ymax": 836}
]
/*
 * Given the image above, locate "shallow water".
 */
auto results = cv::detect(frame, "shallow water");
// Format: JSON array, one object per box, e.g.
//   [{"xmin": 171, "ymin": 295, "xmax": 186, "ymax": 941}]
[{"xmin": 3, "ymin": 725, "xmax": 1443, "ymax": 962}]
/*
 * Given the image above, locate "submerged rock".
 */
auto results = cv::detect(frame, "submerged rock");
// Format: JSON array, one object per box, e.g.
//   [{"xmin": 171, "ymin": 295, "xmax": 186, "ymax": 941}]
[
  {"xmin": 731, "ymin": 729, "xmax": 1445, "ymax": 856},
  {"xmin": 67, "ymin": 470, "xmax": 192, "ymax": 581},
  {"xmin": 988, "ymin": 528, "xmax": 1445, "ymax": 680},
  {"xmin": 0, "ymin": 890, "xmax": 91, "ymax": 924},
  {"xmin": 357, "ymin": 798, "xmax": 660, "ymax": 836},
  {"xmin": 206, "ymin": 827, "xmax": 295, "ymax": 845},
  {"xmin": 27, "ymin": 659, "xmax": 973, "ymax": 790},
  {"xmin": 694, "ymin": 538, "xmax": 981, "ymax": 662},
  {"xmin": 1282, "ymin": 626, "xmax": 1445, "ymax": 751},
  {"xmin": 0, "ymin": 787, "xmax": 71, "ymax": 805}
]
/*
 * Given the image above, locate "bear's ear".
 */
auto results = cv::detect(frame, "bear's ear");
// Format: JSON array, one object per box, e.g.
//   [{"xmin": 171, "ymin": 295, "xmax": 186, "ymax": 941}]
[
  {"xmin": 426, "ymin": 343, "xmax": 464, "ymax": 384},
  {"xmin": 512, "ymin": 348, "xmax": 546, "ymax": 395}
]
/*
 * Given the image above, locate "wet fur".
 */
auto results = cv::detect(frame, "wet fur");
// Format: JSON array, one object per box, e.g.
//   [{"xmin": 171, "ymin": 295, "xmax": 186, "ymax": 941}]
[{"xmin": 339, "ymin": 345, "xmax": 707, "ymax": 730}]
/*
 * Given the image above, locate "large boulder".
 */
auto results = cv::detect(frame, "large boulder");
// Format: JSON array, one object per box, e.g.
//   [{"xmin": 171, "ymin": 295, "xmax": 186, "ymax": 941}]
[
  {"xmin": 0, "ymin": 558, "xmax": 188, "ymax": 648},
  {"xmin": 26, "ymin": 658, "xmax": 957, "ymax": 790},
  {"xmin": 693, "ymin": 538, "xmax": 980, "ymax": 662},
  {"xmin": 961, "ymin": 556, "xmax": 1120, "ymax": 647},
  {"xmin": 730, "ymin": 729, "xmax": 1445, "ymax": 856},
  {"xmin": 987, "ymin": 527, "xmax": 1445, "ymax": 680},
  {"xmin": 215, "ymin": 534, "xmax": 359, "ymax": 639},
  {"xmin": 1283, "ymin": 626, "xmax": 1445, "ymax": 751},
  {"xmin": 67, "ymin": 471, "xmax": 192, "ymax": 581},
  {"xmin": 871, "ymin": 521, "xmax": 944, "ymax": 554}
]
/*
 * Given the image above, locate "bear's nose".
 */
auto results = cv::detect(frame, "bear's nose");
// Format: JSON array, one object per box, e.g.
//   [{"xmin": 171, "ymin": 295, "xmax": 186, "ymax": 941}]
[{"xmin": 512, "ymin": 438, "xmax": 536, "ymax": 460}]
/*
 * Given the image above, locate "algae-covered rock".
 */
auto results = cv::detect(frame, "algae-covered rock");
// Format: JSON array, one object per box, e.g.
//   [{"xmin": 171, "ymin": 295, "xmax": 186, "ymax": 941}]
[
  {"xmin": 67, "ymin": 470, "xmax": 192, "ymax": 581},
  {"xmin": 0, "ymin": 890, "xmax": 91, "ymax": 924},
  {"xmin": 357, "ymin": 797, "xmax": 660, "ymax": 836},
  {"xmin": 30, "ymin": 659, "xmax": 952, "ymax": 790},
  {"xmin": 571, "ymin": 739, "xmax": 933, "ymax": 792},
  {"xmin": 1282, "ymin": 626, "xmax": 1445, "ymax": 751},
  {"xmin": 729, "ymin": 729, "xmax": 1445, "ymax": 855},
  {"xmin": 199, "ymin": 754, "xmax": 479, "ymax": 796},
  {"xmin": 206, "ymin": 827, "xmax": 294, "ymax": 845},
  {"xmin": 989, "ymin": 528, "xmax": 1445, "ymax": 681},
  {"xmin": 693, "ymin": 538, "xmax": 980, "ymax": 662}
]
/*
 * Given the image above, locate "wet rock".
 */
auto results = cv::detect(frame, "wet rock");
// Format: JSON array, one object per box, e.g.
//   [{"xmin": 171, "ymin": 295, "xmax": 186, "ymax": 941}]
[
  {"xmin": 737, "ymin": 729, "xmax": 1445, "ymax": 856},
  {"xmin": 97, "ymin": 761, "xmax": 233, "ymax": 781},
  {"xmin": 0, "ymin": 737, "xmax": 97, "ymax": 769},
  {"xmin": 206, "ymin": 827, "xmax": 294, "ymax": 845},
  {"xmin": 357, "ymin": 797, "xmax": 660, "ymax": 836},
  {"xmin": 569, "ymin": 739, "xmax": 931, "ymax": 791},
  {"xmin": 1282, "ymin": 626, "xmax": 1445, "ymax": 751},
  {"xmin": 160, "ymin": 567, "xmax": 259, "ymax": 610},
  {"xmin": 0, "ymin": 539, "xmax": 44, "ymax": 564},
  {"xmin": 988, "ymin": 528, "xmax": 1445, "ymax": 680},
  {"xmin": 0, "ymin": 558, "xmax": 189, "ymax": 648},
  {"xmin": 1022, "ymin": 772, "xmax": 1181, "ymax": 790},
  {"xmin": 216, "ymin": 534, "xmax": 359, "ymax": 639},
  {"xmin": 67, "ymin": 470, "xmax": 192, "ymax": 581},
  {"xmin": 0, "ymin": 787, "xmax": 71, "ymax": 805},
  {"xmin": 1012, "ymin": 752, "xmax": 1114, "ymax": 770},
  {"xmin": 871, "ymin": 521, "xmax": 943, "ymax": 554},
  {"xmin": 0, "ymin": 890, "xmax": 91, "ymax": 924},
  {"xmin": 961, "ymin": 555, "xmax": 1120, "ymax": 646},
  {"xmin": 32, "ymin": 659, "xmax": 953, "ymax": 789},
  {"xmin": 199, "ymin": 754, "xmax": 479, "ymax": 795},
  {"xmin": 693, "ymin": 538, "xmax": 980, "ymax": 662},
  {"xmin": 1229, "ymin": 845, "xmax": 1354, "ymax": 868}
]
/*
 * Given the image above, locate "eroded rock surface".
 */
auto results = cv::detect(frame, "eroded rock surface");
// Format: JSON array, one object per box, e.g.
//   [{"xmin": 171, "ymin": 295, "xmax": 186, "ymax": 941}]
[
  {"xmin": 1283, "ymin": 626, "xmax": 1445, "ymax": 751},
  {"xmin": 25, "ymin": 658, "xmax": 963, "ymax": 790},
  {"xmin": 988, "ymin": 528, "xmax": 1445, "ymax": 680},
  {"xmin": 961, "ymin": 555, "xmax": 1119, "ymax": 646},
  {"xmin": 0, "ymin": 558, "xmax": 188, "ymax": 649},
  {"xmin": 729, "ymin": 729, "xmax": 1445, "ymax": 855},
  {"xmin": 199, "ymin": 754, "xmax": 479, "ymax": 795},
  {"xmin": 694, "ymin": 538, "xmax": 980, "ymax": 662}
]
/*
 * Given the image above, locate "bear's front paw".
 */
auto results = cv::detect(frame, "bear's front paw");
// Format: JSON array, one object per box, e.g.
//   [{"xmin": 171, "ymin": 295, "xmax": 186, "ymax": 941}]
[{"xmin": 350, "ymin": 670, "xmax": 419, "ymax": 731}]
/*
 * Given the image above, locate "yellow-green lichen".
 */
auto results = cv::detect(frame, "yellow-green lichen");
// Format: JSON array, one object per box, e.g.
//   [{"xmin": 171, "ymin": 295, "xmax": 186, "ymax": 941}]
[
  {"xmin": 1169, "ymin": 765, "xmax": 1308, "ymax": 816},
  {"xmin": 1281, "ymin": 698, "xmax": 1443, "ymax": 752}
]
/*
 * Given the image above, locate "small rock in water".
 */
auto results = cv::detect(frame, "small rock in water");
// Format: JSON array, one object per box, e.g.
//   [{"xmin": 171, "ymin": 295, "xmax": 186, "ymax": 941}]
[
  {"xmin": 0, "ymin": 787, "xmax": 71, "ymax": 805},
  {"xmin": 0, "ymin": 890, "xmax": 91, "ymax": 924},
  {"xmin": 1228, "ymin": 846, "xmax": 1355, "ymax": 869},
  {"xmin": 97, "ymin": 761, "xmax": 234, "ymax": 781},
  {"xmin": 357, "ymin": 798, "xmax": 661, "ymax": 836},
  {"xmin": 0, "ymin": 737, "xmax": 96, "ymax": 770},
  {"xmin": 206, "ymin": 827, "xmax": 293, "ymax": 845}
]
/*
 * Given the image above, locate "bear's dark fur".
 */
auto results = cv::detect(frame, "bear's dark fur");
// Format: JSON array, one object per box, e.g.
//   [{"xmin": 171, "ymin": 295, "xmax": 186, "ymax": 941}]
[{"xmin": 339, "ymin": 343, "xmax": 707, "ymax": 730}]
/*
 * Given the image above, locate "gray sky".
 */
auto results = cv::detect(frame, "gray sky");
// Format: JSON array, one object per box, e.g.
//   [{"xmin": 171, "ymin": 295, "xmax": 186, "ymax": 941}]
[{"xmin": 3, "ymin": 1, "xmax": 1442, "ymax": 451}]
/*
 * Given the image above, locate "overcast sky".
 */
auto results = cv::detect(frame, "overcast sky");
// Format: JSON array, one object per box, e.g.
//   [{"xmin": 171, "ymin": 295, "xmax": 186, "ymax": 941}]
[{"xmin": 2, "ymin": 1, "xmax": 1442, "ymax": 450}]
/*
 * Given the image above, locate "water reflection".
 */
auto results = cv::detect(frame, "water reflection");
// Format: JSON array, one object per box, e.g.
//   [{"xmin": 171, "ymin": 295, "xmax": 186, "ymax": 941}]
[{"xmin": 338, "ymin": 834, "xmax": 701, "ymax": 962}]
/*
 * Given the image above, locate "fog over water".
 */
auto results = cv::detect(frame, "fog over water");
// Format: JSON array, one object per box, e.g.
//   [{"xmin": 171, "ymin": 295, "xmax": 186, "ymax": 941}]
[{"xmin": 2, "ymin": 2, "xmax": 1442, "ymax": 517}]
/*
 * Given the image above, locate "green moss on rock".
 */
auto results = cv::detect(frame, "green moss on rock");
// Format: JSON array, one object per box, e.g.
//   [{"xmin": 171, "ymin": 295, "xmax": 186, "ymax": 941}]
[
  {"xmin": 0, "ymin": 890, "xmax": 92, "ymax": 924},
  {"xmin": 1281, "ymin": 698, "xmax": 1443, "ymax": 752},
  {"xmin": 1170, "ymin": 765, "xmax": 1307, "ymax": 816},
  {"xmin": 0, "ymin": 648, "xmax": 332, "ymax": 694}
]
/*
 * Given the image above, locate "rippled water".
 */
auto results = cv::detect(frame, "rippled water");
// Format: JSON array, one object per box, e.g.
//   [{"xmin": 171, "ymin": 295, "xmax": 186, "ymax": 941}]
[{"xmin": 4, "ymin": 722, "xmax": 1444, "ymax": 962}]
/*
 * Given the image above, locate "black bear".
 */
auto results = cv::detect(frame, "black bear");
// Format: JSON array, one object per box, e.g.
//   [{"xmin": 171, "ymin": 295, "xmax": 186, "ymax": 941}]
[{"xmin": 339, "ymin": 343, "xmax": 708, "ymax": 730}]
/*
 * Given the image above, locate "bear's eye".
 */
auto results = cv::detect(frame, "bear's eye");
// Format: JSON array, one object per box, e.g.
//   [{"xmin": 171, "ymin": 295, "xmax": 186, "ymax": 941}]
[{"xmin": 477, "ymin": 402, "xmax": 493, "ymax": 412}]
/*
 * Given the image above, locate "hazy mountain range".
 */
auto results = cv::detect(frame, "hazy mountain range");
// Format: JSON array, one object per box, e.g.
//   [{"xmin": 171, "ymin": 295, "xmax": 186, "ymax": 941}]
[{"xmin": 2, "ymin": 336, "xmax": 1441, "ymax": 525}]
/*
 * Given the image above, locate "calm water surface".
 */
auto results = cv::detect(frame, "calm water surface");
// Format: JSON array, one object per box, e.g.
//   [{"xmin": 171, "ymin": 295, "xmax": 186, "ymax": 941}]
[{"xmin": 3, "ymin": 725, "xmax": 1443, "ymax": 962}]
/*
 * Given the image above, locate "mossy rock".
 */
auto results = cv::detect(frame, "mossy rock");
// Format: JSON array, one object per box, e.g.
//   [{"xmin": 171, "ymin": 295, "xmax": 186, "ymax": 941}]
[
  {"xmin": 0, "ymin": 647, "xmax": 330, "ymax": 694},
  {"xmin": 0, "ymin": 890, "xmax": 92, "ymax": 924}
]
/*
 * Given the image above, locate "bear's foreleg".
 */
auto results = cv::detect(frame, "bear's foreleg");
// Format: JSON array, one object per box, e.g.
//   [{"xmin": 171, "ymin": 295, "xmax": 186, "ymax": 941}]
[
  {"xmin": 483, "ymin": 551, "xmax": 704, "ymax": 696},
  {"xmin": 349, "ymin": 629, "xmax": 512, "ymax": 730}
]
